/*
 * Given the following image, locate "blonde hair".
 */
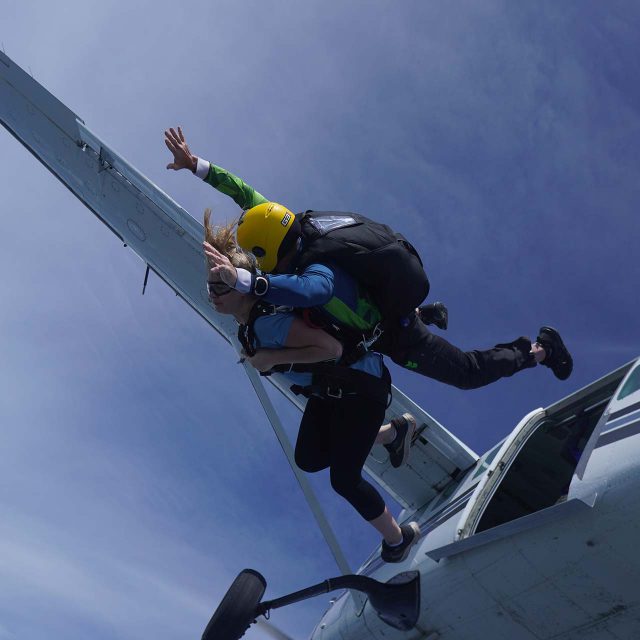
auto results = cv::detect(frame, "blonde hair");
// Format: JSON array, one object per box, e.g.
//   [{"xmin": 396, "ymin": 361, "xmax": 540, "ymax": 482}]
[{"xmin": 203, "ymin": 209, "xmax": 256, "ymax": 272}]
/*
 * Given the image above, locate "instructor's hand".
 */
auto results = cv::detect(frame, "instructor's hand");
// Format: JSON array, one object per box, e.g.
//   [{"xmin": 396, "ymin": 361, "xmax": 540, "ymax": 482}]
[
  {"xmin": 204, "ymin": 241, "xmax": 238, "ymax": 287},
  {"xmin": 164, "ymin": 126, "xmax": 196, "ymax": 171}
]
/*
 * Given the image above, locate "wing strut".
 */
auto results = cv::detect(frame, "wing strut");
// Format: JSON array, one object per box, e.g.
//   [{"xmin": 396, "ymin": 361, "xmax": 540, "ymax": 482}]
[
  {"xmin": 1, "ymin": 50, "xmax": 479, "ymax": 574},
  {"xmin": 242, "ymin": 365, "xmax": 352, "ymax": 576}
]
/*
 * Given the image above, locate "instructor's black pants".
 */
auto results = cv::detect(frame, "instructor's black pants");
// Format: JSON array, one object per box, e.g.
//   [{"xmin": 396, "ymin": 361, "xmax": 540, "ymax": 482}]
[
  {"xmin": 380, "ymin": 316, "xmax": 536, "ymax": 390},
  {"xmin": 294, "ymin": 375, "xmax": 389, "ymax": 522}
]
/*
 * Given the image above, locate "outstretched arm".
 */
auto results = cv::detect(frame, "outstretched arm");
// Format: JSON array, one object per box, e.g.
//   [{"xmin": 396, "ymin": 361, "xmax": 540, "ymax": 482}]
[
  {"xmin": 202, "ymin": 163, "xmax": 268, "ymax": 210},
  {"xmin": 164, "ymin": 126, "xmax": 268, "ymax": 209},
  {"xmin": 164, "ymin": 126, "xmax": 197, "ymax": 171}
]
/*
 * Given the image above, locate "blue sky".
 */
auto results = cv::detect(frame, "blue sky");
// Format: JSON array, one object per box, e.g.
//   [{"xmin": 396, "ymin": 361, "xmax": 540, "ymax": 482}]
[{"xmin": 1, "ymin": 2, "xmax": 639, "ymax": 639}]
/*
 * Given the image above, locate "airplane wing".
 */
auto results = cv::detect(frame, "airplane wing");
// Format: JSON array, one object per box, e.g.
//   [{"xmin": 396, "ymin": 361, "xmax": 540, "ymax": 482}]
[{"xmin": 0, "ymin": 51, "xmax": 478, "ymax": 516}]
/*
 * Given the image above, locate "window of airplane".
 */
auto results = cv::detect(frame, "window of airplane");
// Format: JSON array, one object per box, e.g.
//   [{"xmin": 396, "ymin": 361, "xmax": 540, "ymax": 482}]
[
  {"xmin": 472, "ymin": 443, "xmax": 503, "ymax": 479},
  {"xmin": 473, "ymin": 441, "xmax": 504, "ymax": 479},
  {"xmin": 483, "ymin": 444, "xmax": 501, "ymax": 468},
  {"xmin": 617, "ymin": 365, "xmax": 640, "ymax": 401}
]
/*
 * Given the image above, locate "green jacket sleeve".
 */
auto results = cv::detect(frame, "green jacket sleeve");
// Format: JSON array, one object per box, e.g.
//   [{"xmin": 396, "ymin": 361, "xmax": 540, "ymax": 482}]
[{"xmin": 203, "ymin": 163, "xmax": 269, "ymax": 210}]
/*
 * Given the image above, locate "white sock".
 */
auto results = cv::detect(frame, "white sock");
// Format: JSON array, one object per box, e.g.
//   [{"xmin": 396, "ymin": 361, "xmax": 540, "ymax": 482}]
[{"xmin": 387, "ymin": 534, "xmax": 404, "ymax": 547}]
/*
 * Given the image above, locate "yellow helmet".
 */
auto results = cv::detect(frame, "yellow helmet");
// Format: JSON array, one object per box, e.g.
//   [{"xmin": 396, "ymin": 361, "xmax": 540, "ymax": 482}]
[{"xmin": 237, "ymin": 202, "xmax": 298, "ymax": 272}]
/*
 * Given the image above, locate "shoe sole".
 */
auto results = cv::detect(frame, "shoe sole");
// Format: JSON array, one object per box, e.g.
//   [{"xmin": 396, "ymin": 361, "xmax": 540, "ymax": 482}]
[
  {"xmin": 396, "ymin": 413, "xmax": 417, "ymax": 468},
  {"xmin": 433, "ymin": 301, "xmax": 448, "ymax": 330},
  {"xmin": 418, "ymin": 302, "xmax": 449, "ymax": 330},
  {"xmin": 539, "ymin": 326, "xmax": 573, "ymax": 380},
  {"xmin": 389, "ymin": 413, "xmax": 416, "ymax": 469}
]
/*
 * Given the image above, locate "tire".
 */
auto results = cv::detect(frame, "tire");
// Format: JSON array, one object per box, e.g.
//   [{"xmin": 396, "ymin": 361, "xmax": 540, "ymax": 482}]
[{"xmin": 202, "ymin": 569, "xmax": 267, "ymax": 640}]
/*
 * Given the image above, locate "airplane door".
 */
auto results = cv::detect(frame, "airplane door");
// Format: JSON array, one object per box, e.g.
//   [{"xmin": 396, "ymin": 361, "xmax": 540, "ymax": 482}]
[
  {"xmin": 428, "ymin": 360, "xmax": 638, "ymax": 561},
  {"xmin": 576, "ymin": 357, "xmax": 640, "ymax": 481}
]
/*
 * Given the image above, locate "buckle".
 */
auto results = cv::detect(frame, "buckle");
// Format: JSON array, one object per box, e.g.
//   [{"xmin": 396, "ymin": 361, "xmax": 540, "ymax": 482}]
[
  {"xmin": 326, "ymin": 385, "xmax": 343, "ymax": 399},
  {"xmin": 361, "ymin": 323, "xmax": 384, "ymax": 350}
]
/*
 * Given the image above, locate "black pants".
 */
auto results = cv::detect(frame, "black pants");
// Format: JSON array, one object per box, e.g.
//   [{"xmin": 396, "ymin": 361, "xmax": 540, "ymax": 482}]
[
  {"xmin": 379, "ymin": 315, "xmax": 536, "ymax": 390},
  {"xmin": 294, "ymin": 375, "xmax": 389, "ymax": 522}
]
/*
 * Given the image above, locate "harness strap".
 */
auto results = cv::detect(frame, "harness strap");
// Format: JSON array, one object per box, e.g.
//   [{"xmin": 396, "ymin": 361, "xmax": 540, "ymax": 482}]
[
  {"xmin": 290, "ymin": 364, "xmax": 391, "ymax": 405},
  {"xmin": 237, "ymin": 301, "xmax": 286, "ymax": 358},
  {"xmin": 240, "ymin": 301, "xmax": 384, "ymax": 374},
  {"xmin": 338, "ymin": 322, "xmax": 384, "ymax": 367}
]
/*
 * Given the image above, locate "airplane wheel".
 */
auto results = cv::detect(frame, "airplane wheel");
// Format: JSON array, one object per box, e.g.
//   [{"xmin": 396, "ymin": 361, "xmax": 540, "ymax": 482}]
[{"xmin": 202, "ymin": 569, "xmax": 267, "ymax": 640}]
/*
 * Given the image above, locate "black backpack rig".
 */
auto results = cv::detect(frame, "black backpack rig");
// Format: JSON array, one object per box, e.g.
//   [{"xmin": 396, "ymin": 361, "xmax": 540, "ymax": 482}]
[
  {"xmin": 237, "ymin": 211, "xmax": 427, "ymax": 396},
  {"xmin": 296, "ymin": 211, "xmax": 430, "ymax": 322}
]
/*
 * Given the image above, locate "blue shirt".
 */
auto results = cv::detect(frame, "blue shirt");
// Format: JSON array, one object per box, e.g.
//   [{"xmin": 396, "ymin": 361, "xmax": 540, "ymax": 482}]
[
  {"xmin": 263, "ymin": 262, "xmax": 382, "ymax": 334},
  {"xmin": 262, "ymin": 263, "xmax": 334, "ymax": 307},
  {"xmin": 253, "ymin": 312, "xmax": 383, "ymax": 387}
]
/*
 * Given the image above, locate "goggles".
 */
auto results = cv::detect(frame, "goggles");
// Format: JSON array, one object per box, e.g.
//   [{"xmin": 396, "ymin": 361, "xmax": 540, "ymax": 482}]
[{"xmin": 207, "ymin": 281, "xmax": 233, "ymax": 297}]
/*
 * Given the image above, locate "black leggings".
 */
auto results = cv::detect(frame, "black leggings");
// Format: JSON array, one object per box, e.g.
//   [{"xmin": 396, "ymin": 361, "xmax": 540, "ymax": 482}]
[
  {"xmin": 294, "ymin": 389, "xmax": 388, "ymax": 522},
  {"xmin": 381, "ymin": 315, "xmax": 537, "ymax": 389}
]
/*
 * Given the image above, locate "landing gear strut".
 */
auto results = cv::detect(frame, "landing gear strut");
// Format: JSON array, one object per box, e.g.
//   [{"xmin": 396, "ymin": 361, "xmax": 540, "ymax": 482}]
[{"xmin": 202, "ymin": 569, "xmax": 421, "ymax": 640}]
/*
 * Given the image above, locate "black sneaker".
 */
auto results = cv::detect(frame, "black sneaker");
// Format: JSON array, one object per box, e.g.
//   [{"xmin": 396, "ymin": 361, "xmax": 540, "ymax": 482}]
[
  {"xmin": 536, "ymin": 326, "xmax": 573, "ymax": 380},
  {"xmin": 383, "ymin": 413, "xmax": 416, "ymax": 468},
  {"xmin": 417, "ymin": 301, "xmax": 448, "ymax": 330},
  {"xmin": 381, "ymin": 522, "xmax": 421, "ymax": 563}
]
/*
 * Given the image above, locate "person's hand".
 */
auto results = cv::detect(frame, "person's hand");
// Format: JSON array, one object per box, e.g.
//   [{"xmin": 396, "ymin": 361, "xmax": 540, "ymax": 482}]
[
  {"xmin": 165, "ymin": 126, "xmax": 196, "ymax": 171},
  {"xmin": 203, "ymin": 241, "xmax": 238, "ymax": 287},
  {"xmin": 246, "ymin": 349, "xmax": 278, "ymax": 373}
]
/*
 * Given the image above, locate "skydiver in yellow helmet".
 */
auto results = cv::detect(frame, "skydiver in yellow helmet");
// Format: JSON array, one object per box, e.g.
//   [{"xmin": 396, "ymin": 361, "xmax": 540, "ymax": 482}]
[
  {"xmin": 236, "ymin": 202, "xmax": 300, "ymax": 274},
  {"xmin": 165, "ymin": 127, "xmax": 573, "ymax": 387}
]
